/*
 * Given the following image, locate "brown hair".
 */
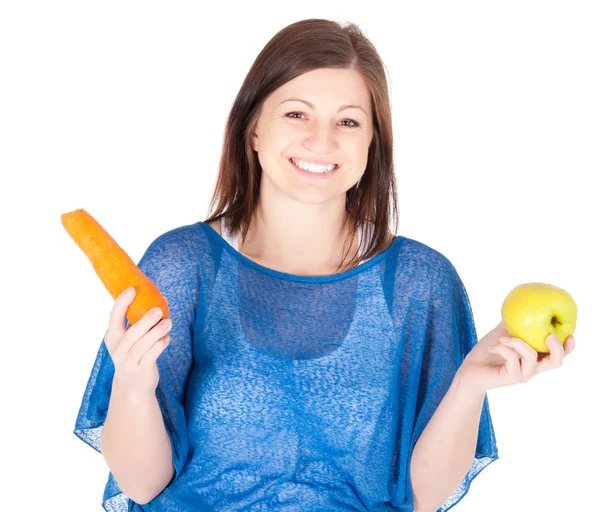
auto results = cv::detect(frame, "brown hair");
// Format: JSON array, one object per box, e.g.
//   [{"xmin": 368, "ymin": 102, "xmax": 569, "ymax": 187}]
[{"xmin": 203, "ymin": 18, "xmax": 399, "ymax": 273}]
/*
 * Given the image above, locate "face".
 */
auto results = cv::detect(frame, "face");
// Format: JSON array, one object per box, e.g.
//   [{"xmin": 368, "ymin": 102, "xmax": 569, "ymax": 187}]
[{"xmin": 251, "ymin": 68, "xmax": 373, "ymax": 203}]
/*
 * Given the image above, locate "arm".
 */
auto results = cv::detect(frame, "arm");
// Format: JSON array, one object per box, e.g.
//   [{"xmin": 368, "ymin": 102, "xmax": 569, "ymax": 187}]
[
  {"xmin": 409, "ymin": 373, "xmax": 486, "ymax": 512},
  {"xmin": 100, "ymin": 377, "xmax": 174, "ymax": 505}
]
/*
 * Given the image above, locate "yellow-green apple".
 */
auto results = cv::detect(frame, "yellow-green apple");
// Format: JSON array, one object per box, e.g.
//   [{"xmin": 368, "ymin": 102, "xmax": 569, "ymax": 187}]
[{"xmin": 501, "ymin": 282, "xmax": 577, "ymax": 353}]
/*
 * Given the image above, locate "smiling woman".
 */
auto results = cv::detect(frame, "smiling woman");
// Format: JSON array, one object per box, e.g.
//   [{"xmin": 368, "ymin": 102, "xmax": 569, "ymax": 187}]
[
  {"xmin": 207, "ymin": 63, "xmax": 394, "ymax": 276},
  {"xmin": 73, "ymin": 17, "xmax": 499, "ymax": 512},
  {"xmin": 202, "ymin": 20, "xmax": 400, "ymax": 275}
]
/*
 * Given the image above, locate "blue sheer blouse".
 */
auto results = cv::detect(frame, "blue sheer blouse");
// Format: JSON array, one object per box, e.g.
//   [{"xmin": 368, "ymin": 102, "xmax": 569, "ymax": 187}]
[{"xmin": 74, "ymin": 220, "xmax": 499, "ymax": 511}]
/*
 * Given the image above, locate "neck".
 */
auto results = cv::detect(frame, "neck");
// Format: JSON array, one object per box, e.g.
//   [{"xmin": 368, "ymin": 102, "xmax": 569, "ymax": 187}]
[{"xmin": 238, "ymin": 206, "xmax": 360, "ymax": 276}]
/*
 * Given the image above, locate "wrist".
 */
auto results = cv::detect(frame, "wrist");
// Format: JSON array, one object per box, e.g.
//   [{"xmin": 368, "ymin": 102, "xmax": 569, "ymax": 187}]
[
  {"xmin": 452, "ymin": 370, "xmax": 488, "ymax": 402},
  {"xmin": 111, "ymin": 376, "xmax": 156, "ymax": 405}
]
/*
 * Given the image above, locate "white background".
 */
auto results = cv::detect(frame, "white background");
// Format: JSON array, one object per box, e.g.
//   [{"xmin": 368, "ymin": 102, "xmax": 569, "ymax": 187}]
[{"xmin": 1, "ymin": 1, "xmax": 598, "ymax": 511}]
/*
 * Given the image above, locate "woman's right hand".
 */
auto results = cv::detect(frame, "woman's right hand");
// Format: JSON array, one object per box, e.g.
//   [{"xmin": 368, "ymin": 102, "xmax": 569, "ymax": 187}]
[{"xmin": 104, "ymin": 287, "xmax": 173, "ymax": 396}]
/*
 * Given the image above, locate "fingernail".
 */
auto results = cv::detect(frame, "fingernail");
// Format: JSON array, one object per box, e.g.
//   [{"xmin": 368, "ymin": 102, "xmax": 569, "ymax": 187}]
[{"xmin": 499, "ymin": 337, "xmax": 509, "ymax": 343}]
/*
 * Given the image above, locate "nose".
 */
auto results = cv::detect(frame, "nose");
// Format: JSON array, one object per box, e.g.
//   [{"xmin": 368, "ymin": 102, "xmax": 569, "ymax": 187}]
[{"xmin": 304, "ymin": 121, "xmax": 338, "ymax": 153}]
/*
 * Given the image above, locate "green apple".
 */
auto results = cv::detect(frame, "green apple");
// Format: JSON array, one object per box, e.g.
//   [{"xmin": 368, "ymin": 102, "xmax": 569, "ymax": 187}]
[{"xmin": 501, "ymin": 282, "xmax": 577, "ymax": 353}]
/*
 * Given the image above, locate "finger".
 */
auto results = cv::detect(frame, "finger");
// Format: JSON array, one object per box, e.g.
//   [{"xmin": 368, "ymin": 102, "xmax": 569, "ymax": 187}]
[
  {"xmin": 140, "ymin": 335, "xmax": 171, "ymax": 367},
  {"xmin": 564, "ymin": 336, "xmax": 576, "ymax": 356},
  {"xmin": 499, "ymin": 337, "xmax": 539, "ymax": 381},
  {"xmin": 489, "ymin": 343, "xmax": 522, "ymax": 382},
  {"xmin": 129, "ymin": 319, "xmax": 172, "ymax": 364},
  {"xmin": 547, "ymin": 333, "xmax": 565, "ymax": 367},
  {"xmin": 536, "ymin": 334, "xmax": 565, "ymax": 374},
  {"xmin": 105, "ymin": 287, "xmax": 136, "ymax": 351},
  {"xmin": 121, "ymin": 307, "xmax": 165, "ymax": 353}
]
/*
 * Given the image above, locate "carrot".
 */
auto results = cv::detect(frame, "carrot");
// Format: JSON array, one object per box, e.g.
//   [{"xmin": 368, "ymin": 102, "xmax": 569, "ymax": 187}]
[{"xmin": 61, "ymin": 208, "xmax": 170, "ymax": 325}]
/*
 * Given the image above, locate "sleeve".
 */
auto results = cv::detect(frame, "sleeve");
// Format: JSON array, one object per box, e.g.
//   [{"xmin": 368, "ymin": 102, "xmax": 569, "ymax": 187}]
[
  {"xmin": 73, "ymin": 232, "xmax": 196, "ymax": 511},
  {"xmin": 394, "ymin": 257, "xmax": 499, "ymax": 512}
]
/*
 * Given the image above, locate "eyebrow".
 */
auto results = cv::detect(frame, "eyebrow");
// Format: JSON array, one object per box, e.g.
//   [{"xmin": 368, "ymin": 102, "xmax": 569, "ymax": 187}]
[{"xmin": 278, "ymin": 97, "xmax": 367, "ymax": 116}]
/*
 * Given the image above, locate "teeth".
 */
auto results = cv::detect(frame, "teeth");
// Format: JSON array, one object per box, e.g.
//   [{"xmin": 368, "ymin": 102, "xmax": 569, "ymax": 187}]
[{"xmin": 291, "ymin": 158, "xmax": 336, "ymax": 173}]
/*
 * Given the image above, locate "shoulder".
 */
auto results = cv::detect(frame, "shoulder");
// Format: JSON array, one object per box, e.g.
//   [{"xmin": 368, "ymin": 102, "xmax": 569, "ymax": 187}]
[
  {"xmin": 140, "ymin": 221, "xmax": 213, "ymax": 269},
  {"xmin": 393, "ymin": 235, "xmax": 461, "ymax": 293},
  {"xmin": 396, "ymin": 235, "xmax": 456, "ymax": 271}
]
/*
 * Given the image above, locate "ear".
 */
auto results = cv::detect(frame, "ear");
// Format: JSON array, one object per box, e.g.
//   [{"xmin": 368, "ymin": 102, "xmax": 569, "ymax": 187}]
[{"xmin": 252, "ymin": 134, "xmax": 258, "ymax": 152}]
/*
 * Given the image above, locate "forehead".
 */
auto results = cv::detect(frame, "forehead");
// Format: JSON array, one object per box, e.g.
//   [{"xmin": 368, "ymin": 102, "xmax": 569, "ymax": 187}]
[{"xmin": 268, "ymin": 68, "xmax": 370, "ymax": 113}]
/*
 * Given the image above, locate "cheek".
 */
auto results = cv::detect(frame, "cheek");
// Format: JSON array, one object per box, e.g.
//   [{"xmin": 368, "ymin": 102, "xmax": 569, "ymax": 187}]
[
  {"xmin": 346, "ymin": 144, "xmax": 369, "ymax": 167},
  {"xmin": 355, "ymin": 140, "xmax": 371, "ymax": 164},
  {"xmin": 263, "ymin": 124, "xmax": 298, "ymax": 150}
]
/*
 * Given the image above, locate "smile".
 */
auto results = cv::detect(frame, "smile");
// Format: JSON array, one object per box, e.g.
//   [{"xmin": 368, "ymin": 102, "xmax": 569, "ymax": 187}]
[{"xmin": 288, "ymin": 158, "xmax": 339, "ymax": 179}]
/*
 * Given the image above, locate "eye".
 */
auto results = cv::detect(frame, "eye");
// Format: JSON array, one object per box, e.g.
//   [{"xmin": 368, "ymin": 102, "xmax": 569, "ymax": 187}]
[
  {"xmin": 340, "ymin": 119, "xmax": 360, "ymax": 128},
  {"xmin": 285, "ymin": 112, "xmax": 360, "ymax": 128}
]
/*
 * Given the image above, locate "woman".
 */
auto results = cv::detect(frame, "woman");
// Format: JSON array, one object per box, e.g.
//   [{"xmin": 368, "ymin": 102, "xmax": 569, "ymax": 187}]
[{"xmin": 74, "ymin": 18, "xmax": 575, "ymax": 512}]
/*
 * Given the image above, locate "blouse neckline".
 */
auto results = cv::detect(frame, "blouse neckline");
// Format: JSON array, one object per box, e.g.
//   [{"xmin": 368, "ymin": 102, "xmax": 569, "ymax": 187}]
[{"xmin": 197, "ymin": 218, "xmax": 400, "ymax": 284}]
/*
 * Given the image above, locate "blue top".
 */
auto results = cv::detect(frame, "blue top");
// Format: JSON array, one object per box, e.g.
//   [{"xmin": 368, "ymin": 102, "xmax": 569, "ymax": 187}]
[{"xmin": 74, "ymin": 219, "xmax": 499, "ymax": 512}]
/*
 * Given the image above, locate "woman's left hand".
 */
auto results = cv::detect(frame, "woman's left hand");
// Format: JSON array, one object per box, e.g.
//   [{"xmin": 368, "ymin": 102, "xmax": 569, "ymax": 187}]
[{"xmin": 456, "ymin": 321, "xmax": 576, "ymax": 396}]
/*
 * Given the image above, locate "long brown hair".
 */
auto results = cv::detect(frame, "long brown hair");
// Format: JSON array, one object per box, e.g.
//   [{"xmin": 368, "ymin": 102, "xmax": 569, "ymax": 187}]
[{"xmin": 204, "ymin": 18, "xmax": 399, "ymax": 273}]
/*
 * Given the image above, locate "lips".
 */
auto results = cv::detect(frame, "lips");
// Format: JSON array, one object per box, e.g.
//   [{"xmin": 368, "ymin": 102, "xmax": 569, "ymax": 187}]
[{"xmin": 288, "ymin": 158, "xmax": 339, "ymax": 170}]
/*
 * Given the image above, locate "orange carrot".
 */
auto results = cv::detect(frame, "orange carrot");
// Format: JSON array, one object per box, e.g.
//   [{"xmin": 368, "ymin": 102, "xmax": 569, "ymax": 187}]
[{"xmin": 61, "ymin": 208, "xmax": 170, "ymax": 325}]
